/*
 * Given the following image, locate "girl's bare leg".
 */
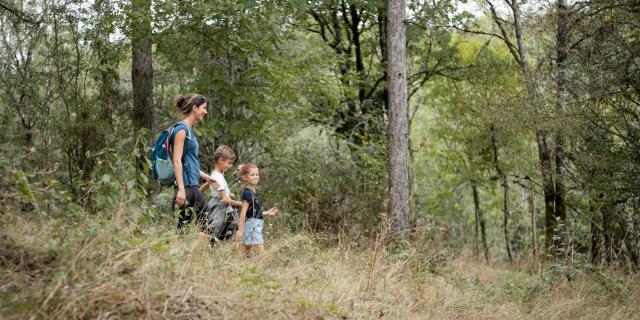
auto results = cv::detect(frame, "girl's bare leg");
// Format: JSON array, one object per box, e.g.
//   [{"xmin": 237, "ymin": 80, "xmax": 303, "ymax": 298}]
[
  {"xmin": 194, "ymin": 232, "xmax": 210, "ymax": 253},
  {"xmin": 241, "ymin": 244, "xmax": 251, "ymax": 258},
  {"xmin": 256, "ymin": 245, "xmax": 265, "ymax": 254}
]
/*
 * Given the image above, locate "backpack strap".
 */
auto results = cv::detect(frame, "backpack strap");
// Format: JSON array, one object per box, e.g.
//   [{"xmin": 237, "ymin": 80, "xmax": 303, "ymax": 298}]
[
  {"xmin": 166, "ymin": 122, "xmax": 192, "ymax": 156},
  {"xmin": 176, "ymin": 121, "xmax": 192, "ymax": 140}
]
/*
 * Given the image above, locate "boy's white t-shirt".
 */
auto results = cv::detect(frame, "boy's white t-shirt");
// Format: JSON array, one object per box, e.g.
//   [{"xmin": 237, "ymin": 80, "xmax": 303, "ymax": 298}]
[{"xmin": 210, "ymin": 170, "xmax": 231, "ymax": 199}]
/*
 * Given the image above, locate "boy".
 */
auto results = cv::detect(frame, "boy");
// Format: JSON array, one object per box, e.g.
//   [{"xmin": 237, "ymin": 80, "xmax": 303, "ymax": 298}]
[{"xmin": 200, "ymin": 145, "xmax": 243, "ymax": 240}]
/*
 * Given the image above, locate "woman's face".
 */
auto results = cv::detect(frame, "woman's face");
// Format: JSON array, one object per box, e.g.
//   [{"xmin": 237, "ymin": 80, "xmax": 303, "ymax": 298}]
[{"xmin": 192, "ymin": 102, "xmax": 208, "ymax": 122}]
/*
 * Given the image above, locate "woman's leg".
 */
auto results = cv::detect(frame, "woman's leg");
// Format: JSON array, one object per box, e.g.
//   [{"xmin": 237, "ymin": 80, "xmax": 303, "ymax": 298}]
[
  {"xmin": 187, "ymin": 187, "xmax": 212, "ymax": 249},
  {"xmin": 191, "ymin": 188, "xmax": 208, "ymax": 227},
  {"xmin": 176, "ymin": 204, "xmax": 193, "ymax": 233},
  {"xmin": 176, "ymin": 186, "xmax": 207, "ymax": 233}
]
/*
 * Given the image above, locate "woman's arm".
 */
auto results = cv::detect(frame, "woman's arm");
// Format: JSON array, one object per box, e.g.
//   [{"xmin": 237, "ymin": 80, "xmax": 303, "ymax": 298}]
[
  {"xmin": 199, "ymin": 170, "xmax": 216, "ymax": 184},
  {"xmin": 235, "ymin": 201, "xmax": 249, "ymax": 241},
  {"xmin": 172, "ymin": 130, "xmax": 187, "ymax": 207}
]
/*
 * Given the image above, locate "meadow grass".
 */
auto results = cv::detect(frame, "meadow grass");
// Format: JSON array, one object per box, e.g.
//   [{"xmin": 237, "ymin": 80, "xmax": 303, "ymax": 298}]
[{"xmin": 1, "ymin": 208, "xmax": 639, "ymax": 319}]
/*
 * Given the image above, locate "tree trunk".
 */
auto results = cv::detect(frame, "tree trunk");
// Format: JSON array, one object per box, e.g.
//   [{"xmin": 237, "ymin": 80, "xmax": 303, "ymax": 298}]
[
  {"xmin": 472, "ymin": 183, "xmax": 480, "ymax": 258},
  {"xmin": 490, "ymin": 124, "xmax": 513, "ymax": 261},
  {"xmin": 527, "ymin": 176, "xmax": 539, "ymax": 260},
  {"xmin": 486, "ymin": 0, "xmax": 558, "ymax": 254},
  {"xmin": 554, "ymin": 0, "xmax": 569, "ymax": 248},
  {"xmin": 513, "ymin": 0, "xmax": 557, "ymax": 253},
  {"xmin": 386, "ymin": 0, "xmax": 410, "ymax": 238},
  {"xmin": 377, "ymin": 4, "xmax": 389, "ymax": 109},
  {"xmin": 131, "ymin": 0, "xmax": 154, "ymax": 169},
  {"xmin": 348, "ymin": 4, "xmax": 366, "ymax": 107},
  {"xmin": 472, "ymin": 182, "xmax": 490, "ymax": 261},
  {"xmin": 590, "ymin": 217, "xmax": 601, "ymax": 264},
  {"xmin": 537, "ymin": 132, "xmax": 556, "ymax": 251},
  {"xmin": 601, "ymin": 201, "xmax": 613, "ymax": 264}
]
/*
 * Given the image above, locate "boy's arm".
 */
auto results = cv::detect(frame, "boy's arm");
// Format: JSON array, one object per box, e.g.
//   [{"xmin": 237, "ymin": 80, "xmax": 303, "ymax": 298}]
[{"xmin": 219, "ymin": 189, "xmax": 242, "ymax": 207}]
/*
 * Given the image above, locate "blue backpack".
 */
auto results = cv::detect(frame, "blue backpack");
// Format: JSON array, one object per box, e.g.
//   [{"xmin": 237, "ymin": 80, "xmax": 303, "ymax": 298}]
[{"xmin": 151, "ymin": 122, "xmax": 191, "ymax": 186}]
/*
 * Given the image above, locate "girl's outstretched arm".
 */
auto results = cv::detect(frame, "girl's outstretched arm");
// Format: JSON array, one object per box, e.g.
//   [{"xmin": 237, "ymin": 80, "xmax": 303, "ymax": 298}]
[
  {"xmin": 264, "ymin": 207, "xmax": 278, "ymax": 216},
  {"xmin": 236, "ymin": 201, "xmax": 249, "ymax": 242}
]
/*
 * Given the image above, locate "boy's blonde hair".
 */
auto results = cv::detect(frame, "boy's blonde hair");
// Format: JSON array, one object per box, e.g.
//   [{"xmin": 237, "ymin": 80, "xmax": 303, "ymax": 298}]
[{"xmin": 213, "ymin": 145, "xmax": 236, "ymax": 162}]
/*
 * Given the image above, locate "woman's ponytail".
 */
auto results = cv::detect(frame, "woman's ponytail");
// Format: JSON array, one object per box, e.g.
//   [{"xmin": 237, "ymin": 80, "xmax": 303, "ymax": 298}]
[{"xmin": 175, "ymin": 94, "xmax": 207, "ymax": 115}]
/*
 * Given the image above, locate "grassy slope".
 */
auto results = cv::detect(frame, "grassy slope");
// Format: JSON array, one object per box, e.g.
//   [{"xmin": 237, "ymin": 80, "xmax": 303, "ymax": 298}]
[{"xmin": 1, "ymin": 210, "xmax": 639, "ymax": 319}]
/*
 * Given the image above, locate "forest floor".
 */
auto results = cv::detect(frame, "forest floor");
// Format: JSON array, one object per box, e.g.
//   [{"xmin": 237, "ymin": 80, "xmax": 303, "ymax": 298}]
[{"xmin": 1, "ymin": 209, "xmax": 639, "ymax": 319}]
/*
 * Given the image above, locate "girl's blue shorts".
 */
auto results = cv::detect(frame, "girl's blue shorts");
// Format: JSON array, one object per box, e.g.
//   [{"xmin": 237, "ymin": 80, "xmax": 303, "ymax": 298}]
[{"xmin": 243, "ymin": 218, "xmax": 264, "ymax": 245}]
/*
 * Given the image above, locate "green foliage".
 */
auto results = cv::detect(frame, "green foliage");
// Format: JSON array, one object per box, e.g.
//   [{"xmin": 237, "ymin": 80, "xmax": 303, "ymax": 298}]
[
  {"xmin": 0, "ymin": 0, "xmax": 638, "ymax": 272},
  {"xmin": 260, "ymin": 126, "xmax": 387, "ymax": 238}
]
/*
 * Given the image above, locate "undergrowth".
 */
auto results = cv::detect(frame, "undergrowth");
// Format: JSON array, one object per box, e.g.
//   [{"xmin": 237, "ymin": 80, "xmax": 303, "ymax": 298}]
[{"xmin": 1, "ymin": 208, "xmax": 639, "ymax": 319}]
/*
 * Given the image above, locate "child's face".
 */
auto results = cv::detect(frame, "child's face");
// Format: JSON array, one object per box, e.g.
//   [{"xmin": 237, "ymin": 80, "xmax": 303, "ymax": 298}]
[
  {"xmin": 216, "ymin": 158, "xmax": 235, "ymax": 173},
  {"xmin": 243, "ymin": 168, "xmax": 260, "ymax": 186}
]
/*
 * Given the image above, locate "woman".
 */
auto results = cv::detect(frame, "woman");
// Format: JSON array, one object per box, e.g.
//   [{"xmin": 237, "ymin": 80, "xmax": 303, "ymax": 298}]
[{"xmin": 172, "ymin": 93, "xmax": 216, "ymax": 233}]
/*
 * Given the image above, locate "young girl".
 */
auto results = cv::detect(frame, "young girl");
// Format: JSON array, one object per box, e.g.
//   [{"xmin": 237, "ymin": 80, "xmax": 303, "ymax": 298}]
[{"xmin": 236, "ymin": 163, "xmax": 278, "ymax": 257}]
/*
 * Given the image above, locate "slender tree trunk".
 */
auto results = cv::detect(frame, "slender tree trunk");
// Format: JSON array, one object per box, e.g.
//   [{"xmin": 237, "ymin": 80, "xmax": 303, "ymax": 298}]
[
  {"xmin": 589, "ymin": 196, "xmax": 601, "ymax": 263},
  {"xmin": 537, "ymin": 132, "xmax": 556, "ymax": 250},
  {"xmin": 554, "ymin": 0, "xmax": 569, "ymax": 248},
  {"xmin": 527, "ymin": 176, "xmax": 539, "ymax": 260},
  {"xmin": 131, "ymin": 0, "xmax": 154, "ymax": 169},
  {"xmin": 349, "ymin": 4, "xmax": 366, "ymax": 107},
  {"xmin": 491, "ymin": 124, "xmax": 513, "ymax": 261},
  {"xmin": 386, "ymin": 0, "xmax": 410, "ymax": 238},
  {"xmin": 377, "ymin": 4, "xmax": 389, "ymax": 109},
  {"xmin": 590, "ymin": 218, "xmax": 601, "ymax": 264},
  {"xmin": 601, "ymin": 201, "xmax": 613, "ymax": 264},
  {"xmin": 487, "ymin": 0, "xmax": 558, "ymax": 253},
  {"xmin": 472, "ymin": 182, "xmax": 489, "ymax": 261},
  {"xmin": 472, "ymin": 183, "xmax": 480, "ymax": 258}
]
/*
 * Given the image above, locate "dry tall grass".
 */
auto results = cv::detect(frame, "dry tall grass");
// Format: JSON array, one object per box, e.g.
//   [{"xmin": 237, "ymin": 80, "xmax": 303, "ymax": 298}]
[{"xmin": 1, "ymin": 208, "xmax": 639, "ymax": 319}]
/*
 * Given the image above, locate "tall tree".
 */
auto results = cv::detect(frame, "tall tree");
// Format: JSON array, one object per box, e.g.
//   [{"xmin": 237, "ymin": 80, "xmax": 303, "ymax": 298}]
[
  {"xmin": 471, "ymin": 182, "xmax": 490, "ymax": 262},
  {"xmin": 490, "ymin": 124, "xmax": 513, "ymax": 261},
  {"xmin": 553, "ymin": 0, "xmax": 569, "ymax": 247},
  {"xmin": 387, "ymin": 0, "xmax": 410, "ymax": 237},
  {"xmin": 305, "ymin": 1, "xmax": 388, "ymax": 145},
  {"xmin": 472, "ymin": 0, "xmax": 557, "ymax": 251},
  {"xmin": 131, "ymin": 0, "xmax": 154, "ymax": 167}
]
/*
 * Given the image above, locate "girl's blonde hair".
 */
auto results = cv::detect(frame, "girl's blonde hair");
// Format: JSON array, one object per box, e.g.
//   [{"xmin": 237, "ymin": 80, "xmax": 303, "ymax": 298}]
[{"xmin": 238, "ymin": 163, "xmax": 258, "ymax": 179}]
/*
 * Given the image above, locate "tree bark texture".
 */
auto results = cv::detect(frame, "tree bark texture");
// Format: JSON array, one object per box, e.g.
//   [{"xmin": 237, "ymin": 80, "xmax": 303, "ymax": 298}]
[
  {"xmin": 131, "ymin": 0, "xmax": 154, "ymax": 154},
  {"xmin": 386, "ymin": 0, "xmax": 410, "ymax": 238},
  {"xmin": 554, "ymin": 0, "xmax": 569, "ymax": 247}
]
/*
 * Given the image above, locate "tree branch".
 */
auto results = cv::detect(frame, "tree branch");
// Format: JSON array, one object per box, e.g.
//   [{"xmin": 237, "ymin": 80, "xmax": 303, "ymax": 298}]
[
  {"xmin": 0, "ymin": 1, "xmax": 36, "ymax": 24},
  {"xmin": 486, "ymin": 0, "xmax": 521, "ymax": 65}
]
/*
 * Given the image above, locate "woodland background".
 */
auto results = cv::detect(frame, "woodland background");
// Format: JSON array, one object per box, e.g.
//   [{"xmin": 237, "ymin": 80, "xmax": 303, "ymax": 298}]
[{"xmin": 1, "ymin": 0, "xmax": 639, "ymax": 318}]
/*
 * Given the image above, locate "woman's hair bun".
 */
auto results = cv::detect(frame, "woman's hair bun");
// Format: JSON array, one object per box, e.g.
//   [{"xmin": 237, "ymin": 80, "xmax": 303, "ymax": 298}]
[{"xmin": 175, "ymin": 95, "xmax": 187, "ymax": 110}]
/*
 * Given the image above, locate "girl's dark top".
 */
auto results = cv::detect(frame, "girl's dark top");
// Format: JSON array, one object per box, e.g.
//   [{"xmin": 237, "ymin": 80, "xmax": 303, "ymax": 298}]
[{"xmin": 242, "ymin": 187, "xmax": 263, "ymax": 220}]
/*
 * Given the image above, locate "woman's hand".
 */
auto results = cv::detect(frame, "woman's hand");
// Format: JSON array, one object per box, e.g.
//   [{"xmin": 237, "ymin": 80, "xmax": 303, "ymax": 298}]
[
  {"xmin": 207, "ymin": 177, "xmax": 220, "ymax": 189},
  {"xmin": 176, "ymin": 188, "xmax": 186, "ymax": 207}
]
